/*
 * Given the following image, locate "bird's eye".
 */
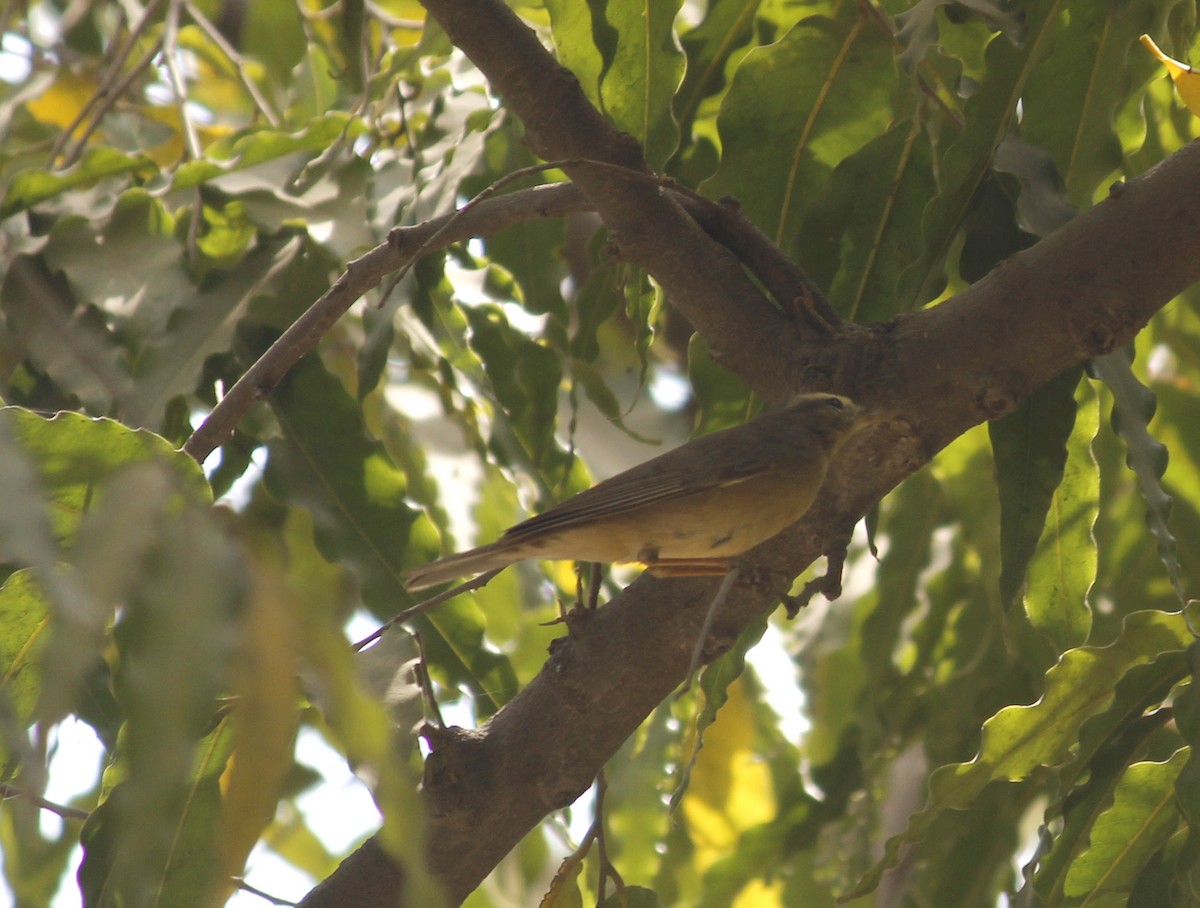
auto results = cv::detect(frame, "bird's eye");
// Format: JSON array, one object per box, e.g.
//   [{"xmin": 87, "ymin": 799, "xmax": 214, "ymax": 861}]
[{"xmin": 825, "ymin": 396, "xmax": 845, "ymax": 410}]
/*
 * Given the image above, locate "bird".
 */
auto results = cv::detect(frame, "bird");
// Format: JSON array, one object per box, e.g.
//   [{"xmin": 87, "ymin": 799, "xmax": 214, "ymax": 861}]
[{"xmin": 404, "ymin": 392, "xmax": 879, "ymax": 590}]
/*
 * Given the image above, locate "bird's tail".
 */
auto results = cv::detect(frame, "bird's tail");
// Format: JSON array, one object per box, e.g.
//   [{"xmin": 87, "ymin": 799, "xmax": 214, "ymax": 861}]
[{"xmin": 404, "ymin": 540, "xmax": 524, "ymax": 591}]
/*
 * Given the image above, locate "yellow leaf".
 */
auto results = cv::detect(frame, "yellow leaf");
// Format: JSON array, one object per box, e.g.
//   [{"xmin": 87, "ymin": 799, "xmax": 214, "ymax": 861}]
[
  {"xmin": 26, "ymin": 71, "xmax": 100, "ymax": 135},
  {"xmin": 213, "ymin": 560, "xmax": 301, "ymax": 906},
  {"xmin": 1140, "ymin": 35, "xmax": 1200, "ymax": 116},
  {"xmin": 681, "ymin": 677, "xmax": 776, "ymax": 870}
]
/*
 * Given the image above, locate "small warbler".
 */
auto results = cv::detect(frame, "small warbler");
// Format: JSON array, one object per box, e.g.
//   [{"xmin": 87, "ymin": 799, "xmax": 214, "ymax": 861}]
[{"xmin": 404, "ymin": 392, "xmax": 878, "ymax": 590}]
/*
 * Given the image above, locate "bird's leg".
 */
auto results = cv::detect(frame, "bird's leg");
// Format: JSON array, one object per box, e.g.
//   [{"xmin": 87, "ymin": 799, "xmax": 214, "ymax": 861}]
[
  {"xmin": 586, "ymin": 562, "xmax": 602, "ymax": 610},
  {"xmin": 782, "ymin": 540, "xmax": 849, "ymax": 618}
]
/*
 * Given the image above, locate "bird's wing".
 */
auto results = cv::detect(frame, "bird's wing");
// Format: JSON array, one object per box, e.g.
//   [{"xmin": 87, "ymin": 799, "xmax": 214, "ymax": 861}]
[{"xmin": 502, "ymin": 445, "xmax": 775, "ymax": 541}]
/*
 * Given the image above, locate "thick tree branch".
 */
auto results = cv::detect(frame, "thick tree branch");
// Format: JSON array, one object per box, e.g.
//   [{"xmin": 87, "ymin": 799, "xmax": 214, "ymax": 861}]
[
  {"xmin": 298, "ymin": 90, "xmax": 1200, "ymax": 908},
  {"xmin": 417, "ymin": 0, "xmax": 810, "ymax": 398}
]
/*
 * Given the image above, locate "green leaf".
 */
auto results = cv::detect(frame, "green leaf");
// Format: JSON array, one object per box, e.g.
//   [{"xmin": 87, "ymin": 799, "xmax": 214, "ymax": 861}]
[
  {"xmin": 0, "ymin": 571, "xmax": 50, "ymax": 723},
  {"xmin": 1089, "ymin": 347, "xmax": 1185, "ymax": 603},
  {"xmin": 674, "ymin": 0, "xmax": 762, "ymax": 154},
  {"xmin": 0, "ymin": 147, "xmax": 156, "ymax": 218},
  {"xmin": 547, "ymin": 0, "xmax": 685, "ymax": 170},
  {"xmin": 463, "ymin": 304, "xmax": 562, "ymax": 468},
  {"xmin": 702, "ymin": 15, "xmax": 896, "ymax": 250},
  {"xmin": 1063, "ymin": 748, "xmax": 1187, "ymax": 905},
  {"xmin": 168, "ymin": 114, "xmax": 363, "ymax": 191},
  {"xmin": 894, "ymin": 0, "xmax": 1021, "ymax": 74},
  {"xmin": 5, "ymin": 407, "xmax": 208, "ymax": 544},
  {"xmin": 1171, "ymin": 640, "xmax": 1200, "ymax": 903},
  {"xmin": 668, "ymin": 615, "xmax": 767, "ymax": 813},
  {"xmin": 991, "ymin": 368, "xmax": 1082, "ymax": 611},
  {"xmin": 795, "ymin": 117, "xmax": 936, "ymax": 322},
  {"xmin": 78, "ymin": 472, "xmax": 243, "ymax": 908},
  {"xmin": 261, "ymin": 343, "xmax": 516, "ymax": 714},
  {"xmin": 1023, "ymin": 377, "xmax": 1098, "ymax": 651},
  {"xmin": 910, "ymin": 0, "xmax": 1060, "ymax": 304},
  {"xmin": 80, "ymin": 719, "xmax": 230, "ymax": 908},
  {"xmin": 1029, "ymin": 654, "xmax": 1180, "ymax": 903},
  {"xmin": 2, "ymin": 255, "xmax": 133, "ymax": 415},
  {"xmin": 1018, "ymin": 0, "xmax": 1159, "ymax": 207},
  {"xmin": 848, "ymin": 608, "xmax": 1193, "ymax": 899}
]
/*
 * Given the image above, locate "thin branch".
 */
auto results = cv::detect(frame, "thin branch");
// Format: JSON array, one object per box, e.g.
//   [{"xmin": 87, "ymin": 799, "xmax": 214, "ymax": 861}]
[
  {"xmin": 183, "ymin": 182, "xmax": 590, "ymax": 463},
  {"xmin": 51, "ymin": 0, "xmax": 167, "ymax": 167},
  {"xmin": 298, "ymin": 87, "xmax": 1200, "ymax": 908},
  {"xmin": 0, "ymin": 783, "xmax": 91, "ymax": 821},
  {"xmin": 181, "ymin": 0, "xmax": 281, "ymax": 127},
  {"xmin": 351, "ymin": 569, "xmax": 503, "ymax": 651},
  {"xmin": 417, "ymin": 0, "xmax": 802, "ymax": 397}
]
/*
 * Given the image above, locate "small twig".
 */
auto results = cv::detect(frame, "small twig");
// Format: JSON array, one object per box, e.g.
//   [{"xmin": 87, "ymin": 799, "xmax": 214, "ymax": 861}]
[
  {"xmin": 670, "ymin": 186, "xmax": 845, "ymax": 332},
  {"xmin": 351, "ymin": 569, "xmax": 503, "ymax": 652},
  {"xmin": 678, "ymin": 568, "xmax": 739, "ymax": 694},
  {"xmin": 162, "ymin": 0, "xmax": 203, "ymax": 161},
  {"xmin": 410, "ymin": 631, "xmax": 446, "ymax": 729},
  {"xmin": 0, "ymin": 783, "xmax": 91, "ymax": 821},
  {"xmin": 591, "ymin": 771, "xmax": 625, "ymax": 908},
  {"xmin": 387, "ymin": 158, "xmax": 653, "ymax": 288},
  {"xmin": 183, "ymin": 182, "xmax": 590, "ymax": 462},
  {"xmin": 162, "ymin": 0, "xmax": 206, "ymax": 270},
  {"xmin": 181, "ymin": 0, "xmax": 281, "ymax": 127},
  {"xmin": 57, "ymin": 35, "xmax": 164, "ymax": 168},
  {"xmin": 47, "ymin": 0, "xmax": 137, "ymax": 164},
  {"xmin": 232, "ymin": 877, "xmax": 297, "ymax": 906}
]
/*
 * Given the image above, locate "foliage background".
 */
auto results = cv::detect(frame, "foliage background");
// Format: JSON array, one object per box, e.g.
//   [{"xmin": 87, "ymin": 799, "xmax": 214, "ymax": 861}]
[{"xmin": 2, "ymin": 0, "xmax": 1200, "ymax": 906}]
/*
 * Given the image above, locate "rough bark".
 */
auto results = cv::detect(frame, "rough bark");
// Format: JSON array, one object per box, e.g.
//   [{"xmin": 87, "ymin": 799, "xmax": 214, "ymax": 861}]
[{"xmin": 298, "ymin": 1, "xmax": 1200, "ymax": 904}]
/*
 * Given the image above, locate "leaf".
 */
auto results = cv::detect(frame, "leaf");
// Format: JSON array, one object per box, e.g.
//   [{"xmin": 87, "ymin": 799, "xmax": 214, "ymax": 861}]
[
  {"xmin": 990, "ymin": 366, "xmax": 1097, "ymax": 651},
  {"xmin": 1028, "ymin": 655, "xmax": 1180, "ymax": 903},
  {"xmin": 991, "ymin": 368, "xmax": 1081, "ymax": 610},
  {"xmin": 673, "ymin": 0, "xmax": 762, "ymax": 150},
  {"xmin": 80, "ymin": 719, "xmax": 231, "ymax": 908},
  {"xmin": 1141, "ymin": 34, "xmax": 1200, "ymax": 117},
  {"xmin": 463, "ymin": 304, "xmax": 563, "ymax": 468},
  {"xmin": 216, "ymin": 560, "xmax": 302, "ymax": 901},
  {"xmin": 992, "ymin": 133, "xmax": 1079, "ymax": 237},
  {"xmin": 1089, "ymin": 348, "xmax": 1185, "ymax": 603},
  {"xmin": 2, "ymin": 255, "xmax": 134, "ymax": 416},
  {"xmin": 168, "ymin": 114, "xmax": 363, "ymax": 191},
  {"xmin": 259, "ymin": 340, "xmax": 517, "ymax": 714},
  {"xmin": 547, "ymin": 0, "xmax": 685, "ymax": 170},
  {"xmin": 0, "ymin": 147, "xmax": 157, "ymax": 218},
  {"xmin": 288, "ymin": 534, "xmax": 444, "ymax": 906},
  {"xmin": 0, "ymin": 572, "xmax": 50, "ymax": 724},
  {"xmin": 894, "ymin": 0, "xmax": 1022, "ymax": 74},
  {"xmin": 846, "ymin": 608, "xmax": 1193, "ymax": 899},
  {"xmin": 0, "ymin": 408, "xmax": 206, "ymax": 725},
  {"xmin": 795, "ymin": 117, "xmax": 936, "ymax": 322},
  {"xmin": 909, "ymin": 0, "xmax": 1060, "ymax": 304},
  {"xmin": 701, "ymin": 15, "xmax": 896, "ymax": 250},
  {"xmin": 78, "ymin": 470, "xmax": 243, "ymax": 908},
  {"xmin": 670, "ymin": 617, "xmax": 767, "ymax": 814},
  {"xmin": 1175, "ymin": 640, "xmax": 1200, "ymax": 903},
  {"xmin": 1017, "ymin": 2, "xmax": 1157, "ymax": 206},
  {"xmin": 5, "ymin": 407, "xmax": 208, "ymax": 544},
  {"xmin": 1062, "ymin": 748, "xmax": 1187, "ymax": 905},
  {"xmin": 1023, "ymin": 377, "xmax": 1098, "ymax": 652}
]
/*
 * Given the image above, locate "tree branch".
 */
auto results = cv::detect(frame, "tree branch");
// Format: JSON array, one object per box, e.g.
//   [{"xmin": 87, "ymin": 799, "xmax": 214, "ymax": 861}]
[
  {"xmin": 183, "ymin": 183, "xmax": 590, "ymax": 463},
  {"xmin": 416, "ymin": 0, "xmax": 814, "ymax": 398},
  {"xmin": 297, "ymin": 63, "xmax": 1200, "ymax": 908}
]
